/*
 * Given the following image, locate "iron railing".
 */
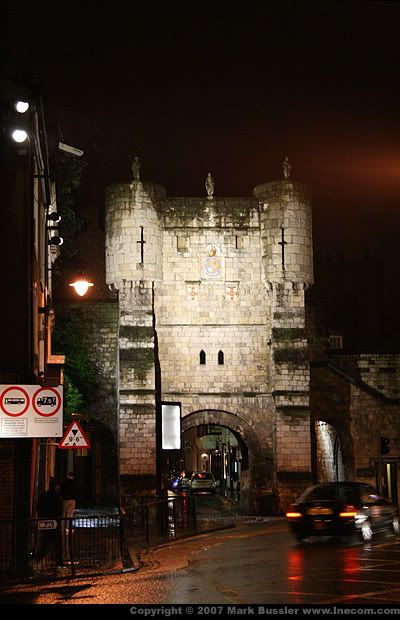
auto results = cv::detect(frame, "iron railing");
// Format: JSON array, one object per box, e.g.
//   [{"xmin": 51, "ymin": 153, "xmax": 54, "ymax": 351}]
[{"xmin": 0, "ymin": 495, "xmax": 202, "ymax": 579}]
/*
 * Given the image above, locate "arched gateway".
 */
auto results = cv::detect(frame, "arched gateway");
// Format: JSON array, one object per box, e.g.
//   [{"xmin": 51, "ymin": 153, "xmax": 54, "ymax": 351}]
[{"xmin": 182, "ymin": 409, "xmax": 273, "ymax": 513}]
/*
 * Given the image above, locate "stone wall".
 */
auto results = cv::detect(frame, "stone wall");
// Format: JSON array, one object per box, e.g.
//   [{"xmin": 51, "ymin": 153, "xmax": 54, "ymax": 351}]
[
  {"xmin": 310, "ymin": 361, "xmax": 400, "ymax": 493},
  {"xmin": 344, "ymin": 354, "xmax": 400, "ymax": 400},
  {"xmin": 349, "ymin": 385, "xmax": 400, "ymax": 484},
  {"xmin": 57, "ymin": 301, "xmax": 119, "ymax": 434},
  {"xmin": 56, "ymin": 301, "xmax": 119, "ymax": 502}
]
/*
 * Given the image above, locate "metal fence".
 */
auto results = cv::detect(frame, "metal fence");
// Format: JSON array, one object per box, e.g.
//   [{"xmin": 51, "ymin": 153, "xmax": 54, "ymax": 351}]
[{"xmin": 0, "ymin": 495, "xmax": 200, "ymax": 579}]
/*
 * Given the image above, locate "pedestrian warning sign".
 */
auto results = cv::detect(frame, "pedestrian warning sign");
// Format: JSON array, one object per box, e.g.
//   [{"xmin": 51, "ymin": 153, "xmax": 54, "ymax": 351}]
[{"xmin": 58, "ymin": 421, "xmax": 91, "ymax": 449}]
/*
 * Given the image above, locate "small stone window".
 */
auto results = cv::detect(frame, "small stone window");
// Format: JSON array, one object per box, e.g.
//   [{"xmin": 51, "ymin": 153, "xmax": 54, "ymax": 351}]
[
  {"xmin": 177, "ymin": 235, "xmax": 188, "ymax": 252},
  {"xmin": 235, "ymin": 235, "xmax": 245, "ymax": 250},
  {"xmin": 329, "ymin": 335, "xmax": 343, "ymax": 350},
  {"xmin": 200, "ymin": 350, "xmax": 206, "ymax": 365},
  {"xmin": 218, "ymin": 350, "xmax": 224, "ymax": 365}
]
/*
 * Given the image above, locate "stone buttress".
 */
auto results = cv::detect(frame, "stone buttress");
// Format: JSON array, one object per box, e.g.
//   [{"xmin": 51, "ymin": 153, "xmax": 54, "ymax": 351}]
[
  {"xmin": 254, "ymin": 179, "xmax": 314, "ymax": 510},
  {"xmin": 105, "ymin": 180, "xmax": 164, "ymax": 494}
]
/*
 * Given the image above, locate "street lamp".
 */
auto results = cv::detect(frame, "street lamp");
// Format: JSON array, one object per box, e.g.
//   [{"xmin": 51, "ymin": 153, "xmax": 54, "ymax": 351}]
[
  {"xmin": 11, "ymin": 99, "xmax": 30, "ymax": 143},
  {"xmin": 69, "ymin": 276, "xmax": 94, "ymax": 297},
  {"xmin": 12, "ymin": 129, "xmax": 28, "ymax": 143},
  {"xmin": 14, "ymin": 100, "xmax": 30, "ymax": 113}
]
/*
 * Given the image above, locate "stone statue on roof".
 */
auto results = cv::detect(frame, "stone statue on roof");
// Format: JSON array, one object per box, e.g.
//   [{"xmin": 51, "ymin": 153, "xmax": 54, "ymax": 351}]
[
  {"xmin": 205, "ymin": 172, "xmax": 214, "ymax": 199},
  {"xmin": 132, "ymin": 156, "xmax": 141, "ymax": 182},
  {"xmin": 283, "ymin": 156, "xmax": 292, "ymax": 179}
]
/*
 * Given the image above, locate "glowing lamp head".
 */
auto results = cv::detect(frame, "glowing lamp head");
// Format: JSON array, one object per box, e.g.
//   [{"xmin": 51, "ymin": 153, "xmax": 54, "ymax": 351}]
[
  {"xmin": 14, "ymin": 101, "xmax": 30, "ymax": 113},
  {"xmin": 69, "ymin": 278, "xmax": 94, "ymax": 297},
  {"xmin": 12, "ymin": 129, "xmax": 28, "ymax": 143}
]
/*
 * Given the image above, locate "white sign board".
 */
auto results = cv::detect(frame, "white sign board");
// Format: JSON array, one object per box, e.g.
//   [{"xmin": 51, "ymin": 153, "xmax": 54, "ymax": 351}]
[
  {"xmin": 161, "ymin": 402, "xmax": 181, "ymax": 450},
  {"xmin": 38, "ymin": 519, "xmax": 58, "ymax": 530},
  {"xmin": 0, "ymin": 385, "xmax": 63, "ymax": 438}
]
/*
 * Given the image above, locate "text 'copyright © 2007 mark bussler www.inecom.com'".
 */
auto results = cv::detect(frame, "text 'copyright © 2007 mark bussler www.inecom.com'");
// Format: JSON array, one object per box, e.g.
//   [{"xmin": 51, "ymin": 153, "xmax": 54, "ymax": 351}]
[{"xmin": 129, "ymin": 606, "xmax": 400, "ymax": 616}]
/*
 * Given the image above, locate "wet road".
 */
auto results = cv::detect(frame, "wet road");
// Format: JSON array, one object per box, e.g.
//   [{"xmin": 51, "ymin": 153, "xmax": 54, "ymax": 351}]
[{"xmin": 2, "ymin": 519, "xmax": 400, "ymax": 605}]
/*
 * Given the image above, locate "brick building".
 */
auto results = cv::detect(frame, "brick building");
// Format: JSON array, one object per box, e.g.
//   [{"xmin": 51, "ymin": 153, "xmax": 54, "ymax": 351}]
[{"xmin": 0, "ymin": 82, "xmax": 64, "ymax": 527}]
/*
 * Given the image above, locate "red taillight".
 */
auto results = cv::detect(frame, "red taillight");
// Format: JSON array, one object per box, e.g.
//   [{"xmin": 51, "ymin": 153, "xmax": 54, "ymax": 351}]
[
  {"xmin": 286, "ymin": 503, "xmax": 302, "ymax": 518},
  {"xmin": 339, "ymin": 504, "xmax": 358, "ymax": 518}
]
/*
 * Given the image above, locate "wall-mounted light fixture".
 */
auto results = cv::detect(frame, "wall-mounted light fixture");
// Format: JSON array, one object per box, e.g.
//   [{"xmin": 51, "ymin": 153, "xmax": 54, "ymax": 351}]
[
  {"xmin": 46, "ymin": 211, "xmax": 62, "ymax": 245},
  {"xmin": 12, "ymin": 129, "xmax": 29, "ymax": 143},
  {"xmin": 14, "ymin": 100, "xmax": 30, "ymax": 113},
  {"xmin": 47, "ymin": 212, "xmax": 61, "ymax": 224},
  {"xmin": 69, "ymin": 275, "xmax": 94, "ymax": 297},
  {"xmin": 11, "ymin": 100, "xmax": 31, "ymax": 143},
  {"xmin": 48, "ymin": 236, "xmax": 63, "ymax": 246}
]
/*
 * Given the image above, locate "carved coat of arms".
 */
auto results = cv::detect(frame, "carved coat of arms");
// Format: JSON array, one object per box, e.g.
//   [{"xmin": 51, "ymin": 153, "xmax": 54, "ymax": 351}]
[{"xmin": 204, "ymin": 245, "xmax": 222, "ymax": 279}]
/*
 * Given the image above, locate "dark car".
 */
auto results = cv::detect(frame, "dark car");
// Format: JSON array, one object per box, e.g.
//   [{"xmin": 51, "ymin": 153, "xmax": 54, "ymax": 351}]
[
  {"xmin": 286, "ymin": 481, "xmax": 400, "ymax": 543},
  {"xmin": 177, "ymin": 471, "xmax": 194, "ymax": 492}
]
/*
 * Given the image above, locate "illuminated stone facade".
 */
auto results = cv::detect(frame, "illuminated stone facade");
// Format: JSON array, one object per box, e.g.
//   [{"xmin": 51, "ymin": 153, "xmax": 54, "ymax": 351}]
[{"xmin": 105, "ymin": 172, "xmax": 314, "ymax": 512}]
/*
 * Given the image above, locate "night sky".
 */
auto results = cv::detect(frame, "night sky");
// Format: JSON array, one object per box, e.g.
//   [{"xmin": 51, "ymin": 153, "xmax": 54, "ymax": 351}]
[{"xmin": 3, "ymin": 1, "xmax": 400, "ymax": 348}]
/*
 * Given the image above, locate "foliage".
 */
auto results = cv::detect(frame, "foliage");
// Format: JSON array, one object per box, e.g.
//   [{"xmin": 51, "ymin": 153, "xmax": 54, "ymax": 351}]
[
  {"xmin": 56, "ymin": 153, "xmax": 87, "ymax": 258},
  {"xmin": 62, "ymin": 378, "xmax": 83, "ymax": 416},
  {"xmin": 52, "ymin": 314, "xmax": 98, "ymax": 418}
]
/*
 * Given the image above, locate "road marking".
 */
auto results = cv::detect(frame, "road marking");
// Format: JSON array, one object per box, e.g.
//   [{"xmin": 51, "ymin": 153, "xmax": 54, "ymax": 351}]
[
  {"xmin": 216, "ymin": 587, "xmax": 246, "ymax": 604},
  {"xmin": 341, "ymin": 577, "xmax": 400, "ymax": 585},
  {"xmin": 321, "ymin": 586, "xmax": 400, "ymax": 605}
]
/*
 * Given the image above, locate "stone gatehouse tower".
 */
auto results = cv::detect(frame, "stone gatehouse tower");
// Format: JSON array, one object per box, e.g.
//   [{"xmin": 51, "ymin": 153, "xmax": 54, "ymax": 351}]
[{"xmin": 105, "ymin": 162, "xmax": 313, "ymax": 512}]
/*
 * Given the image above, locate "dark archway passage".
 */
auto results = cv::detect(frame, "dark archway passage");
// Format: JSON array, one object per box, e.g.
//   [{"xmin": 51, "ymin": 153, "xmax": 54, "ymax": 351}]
[
  {"xmin": 182, "ymin": 423, "xmax": 248, "ymax": 501},
  {"xmin": 314, "ymin": 420, "xmax": 346, "ymax": 483},
  {"xmin": 182, "ymin": 409, "xmax": 274, "ymax": 513},
  {"xmin": 57, "ymin": 419, "xmax": 117, "ymax": 507}
]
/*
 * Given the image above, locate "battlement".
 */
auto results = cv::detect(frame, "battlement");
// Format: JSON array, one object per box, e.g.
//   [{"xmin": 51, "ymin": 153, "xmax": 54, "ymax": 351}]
[{"xmin": 161, "ymin": 197, "xmax": 259, "ymax": 229}]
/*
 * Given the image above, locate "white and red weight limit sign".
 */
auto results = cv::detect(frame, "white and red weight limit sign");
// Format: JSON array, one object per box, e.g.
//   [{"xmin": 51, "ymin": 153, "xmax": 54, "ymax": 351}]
[{"xmin": 0, "ymin": 385, "xmax": 63, "ymax": 437}]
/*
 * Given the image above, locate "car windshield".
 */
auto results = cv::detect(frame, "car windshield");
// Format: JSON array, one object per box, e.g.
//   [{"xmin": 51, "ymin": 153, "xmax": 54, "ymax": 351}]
[
  {"xmin": 192, "ymin": 472, "xmax": 214, "ymax": 480},
  {"xmin": 299, "ymin": 484, "xmax": 362, "ymax": 504}
]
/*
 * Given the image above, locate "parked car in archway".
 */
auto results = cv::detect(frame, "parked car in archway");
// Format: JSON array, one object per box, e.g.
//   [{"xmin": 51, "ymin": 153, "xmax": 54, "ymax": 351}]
[
  {"xmin": 189, "ymin": 471, "xmax": 216, "ymax": 495},
  {"xmin": 286, "ymin": 481, "xmax": 400, "ymax": 543}
]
